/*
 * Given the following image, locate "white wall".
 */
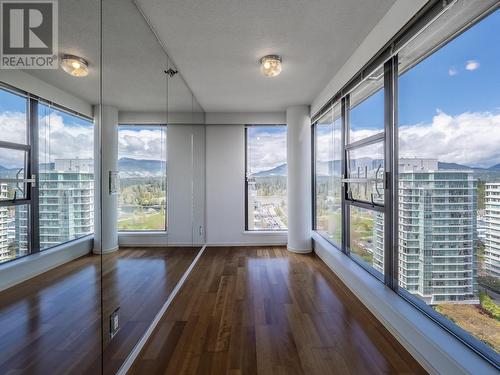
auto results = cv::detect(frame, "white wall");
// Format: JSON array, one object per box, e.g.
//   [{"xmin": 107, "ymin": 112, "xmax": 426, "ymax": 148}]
[
  {"xmin": 205, "ymin": 112, "xmax": 285, "ymax": 125},
  {"xmin": 205, "ymin": 124, "xmax": 287, "ymax": 246},
  {"xmin": 311, "ymin": 0, "xmax": 427, "ymax": 115}
]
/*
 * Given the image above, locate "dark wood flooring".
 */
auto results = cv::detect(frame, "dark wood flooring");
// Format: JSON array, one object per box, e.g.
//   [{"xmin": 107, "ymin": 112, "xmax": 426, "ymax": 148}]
[
  {"xmin": 129, "ymin": 246, "xmax": 427, "ymax": 375},
  {"xmin": 0, "ymin": 247, "xmax": 199, "ymax": 375}
]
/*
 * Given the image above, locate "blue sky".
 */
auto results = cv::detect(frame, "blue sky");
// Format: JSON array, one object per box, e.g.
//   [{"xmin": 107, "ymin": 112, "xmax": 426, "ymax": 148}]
[{"xmin": 350, "ymin": 9, "xmax": 500, "ymax": 129}]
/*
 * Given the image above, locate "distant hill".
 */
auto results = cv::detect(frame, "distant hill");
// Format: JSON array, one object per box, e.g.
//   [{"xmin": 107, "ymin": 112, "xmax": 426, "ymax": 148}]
[
  {"xmin": 118, "ymin": 158, "xmax": 166, "ymax": 177},
  {"xmin": 488, "ymin": 163, "xmax": 500, "ymax": 171},
  {"xmin": 438, "ymin": 162, "xmax": 474, "ymax": 170},
  {"xmin": 250, "ymin": 159, "xmax": 500, "ymax": 182},
  {"xmin": 252, "ymin": 163, "xmax": 287, "ymax": 177}
]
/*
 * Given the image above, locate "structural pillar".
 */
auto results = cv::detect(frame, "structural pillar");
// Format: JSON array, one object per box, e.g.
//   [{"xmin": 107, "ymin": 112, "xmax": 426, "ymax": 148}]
[
  {"xmin": 93, "ymin": 105, "xmax": 119, "ymax": 254},
  {"xmin": 286, "ymin": 105, "xmax": 312, "ymax": 253}
]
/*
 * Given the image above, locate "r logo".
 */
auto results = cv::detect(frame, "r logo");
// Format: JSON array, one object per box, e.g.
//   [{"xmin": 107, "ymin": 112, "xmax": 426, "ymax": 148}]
[{"xmin": 0, "ymin": 0, "xmax": 58, "ymax": 69}]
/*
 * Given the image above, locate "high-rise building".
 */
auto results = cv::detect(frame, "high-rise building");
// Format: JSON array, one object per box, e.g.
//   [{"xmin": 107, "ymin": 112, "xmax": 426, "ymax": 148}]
[
  {"xmin": 0, "ymin": 184, "xmax": 12, "ymax": 262},
  {"xmin": 374, "ymin": 158, "xmax": 478, "ymax": 304},
  {"xmin": 484, "ymin": 183, "xmax": 500, "ymax": 278},
  {"xmin": 14, "ymin": 159, "xmax": 94, "ymax": 251},
  {"xmin": 38, "ymin": 159, "xmax": 94, "ymax": 249}
]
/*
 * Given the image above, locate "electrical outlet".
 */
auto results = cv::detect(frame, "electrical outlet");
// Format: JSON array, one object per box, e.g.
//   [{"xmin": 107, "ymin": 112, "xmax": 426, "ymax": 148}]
[{"xmin": 110, "ymin": 307, "xmax": 120, "ymax": 339}]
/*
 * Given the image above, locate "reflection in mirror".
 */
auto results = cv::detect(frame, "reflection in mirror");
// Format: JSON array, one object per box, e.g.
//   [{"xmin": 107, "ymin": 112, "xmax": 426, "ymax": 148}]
[
  {"xmin": 101, "ymin": 0, "xmax": 205, "ymax": 374},
  {"xmin": 0, "ymin": 0, "xmax": 102, "ymax": 374}
]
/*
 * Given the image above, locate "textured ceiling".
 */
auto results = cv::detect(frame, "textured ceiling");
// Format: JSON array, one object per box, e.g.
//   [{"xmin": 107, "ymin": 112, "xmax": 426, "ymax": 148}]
[
  {"xmin": 23, "ymin": 0, "xmax": 396, "ymax": 114},
  {"xmin": 137, "ymin": 0, "xmax": 396, "ymax": 112},
  {"xmin": 27, "ymin": 0, "xmax": 200, "ymax": 113}
]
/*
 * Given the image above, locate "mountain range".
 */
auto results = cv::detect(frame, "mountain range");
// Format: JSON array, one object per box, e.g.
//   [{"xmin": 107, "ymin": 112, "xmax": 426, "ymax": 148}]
[
  {"xmin": 252, "ymin": 160, "xmax": 500, "ymax": 180},
  {"xmin": 1, "ymin": 158, "xmax": 500, "ymax": 180}
]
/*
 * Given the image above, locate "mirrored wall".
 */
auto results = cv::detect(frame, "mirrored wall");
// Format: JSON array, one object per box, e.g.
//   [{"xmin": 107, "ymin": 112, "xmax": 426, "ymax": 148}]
[{"xmin": 0, "ymin": 0, "xmax": 206, "ymax": 373}]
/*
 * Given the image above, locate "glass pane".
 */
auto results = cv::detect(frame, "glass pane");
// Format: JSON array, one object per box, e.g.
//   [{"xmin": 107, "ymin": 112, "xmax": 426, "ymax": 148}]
[
  {"xmin": 117, "ymin": 125, "xmax": 167, "ymax": 231},
  {"xmin": 38, "ymin": 105, "xmax": 94, "ymax": 250},
  {"xmin": 0, "ymin": 88, "xmax": 28, "ymax": 145},
  {"xmin": 246, "ymin": 126, "xmax": 287, "ymax": 231},
  {"xmin": 315, "ymin": 106, "xmax": 342, "ymax": 245},
  {"xmin": 347, "ymin": 141, "xmax": 384, "ymax": 204},
  {"xmin": 349, "ymin": 206, "xmax": 384, "ymax": 275},
  {"xmin": 0, "ymin": 205, "xmax": 29, "ymax": 264},
  {"xmin": 0, "ymin": 148, "xmax": 27, "ymax": 200},
  {"xmin": 349, "ymin": 68, "xmax": 384, "ymax": 144},
  {"xmin": 398, "ymin": 8, "xmax": 500, "ymax": 354}
]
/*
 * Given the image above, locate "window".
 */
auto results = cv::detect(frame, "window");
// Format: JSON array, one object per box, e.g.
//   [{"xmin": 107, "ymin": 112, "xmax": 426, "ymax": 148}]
[
  {"xmin": 245, "ymin": 125, "xmax": 287, "ymax": 231},
  {"xmin": 38, "ymin": 104, "xmax": 94, "ymax": 250},
  {"xmin": 0, "ymin": 88, "xmax": 30, "ymax": 264},
  {"xmin": 314, "ymin": 105, "xmax": 342, "ymax": 246},
  {"xmin": 118, "ymin": 125, "xmax": 167, "ymax": 231},
  {"xmin": 346, "ymin": 75, "xmax": 386, "ymax": 278},
  {"xmin": 312, "ymin": 0, "xmax": 500, "ymax": 366},
  {"xmin": 0, "ymin": 86, "xmax": 94, "ymax": 264},
  {"xmin": 397, "ymin": 7, "xmax": 500, "ymax": 357}
]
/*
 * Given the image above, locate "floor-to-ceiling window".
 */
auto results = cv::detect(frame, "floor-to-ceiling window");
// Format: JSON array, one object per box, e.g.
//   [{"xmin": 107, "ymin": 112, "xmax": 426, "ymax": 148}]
[
  {"xmin": 0, "ymin": 88, "xmax": 30, "ymax": 263},
  {"xmin": 346, "ymin": 73, "xmax": 385, "ymax": 278},
  {"xmin": 397, "ymin": 6, "xmax": 500, "ymax": 357},
  {"xmin": 38, "ymin": 104, "xmax": 94, "ymax": 250},
  {"xmin": 245, "ymin": 125, "xmax": 287, "ymax": 231},
  {"xmin": 313, "ymin": 104, "xmax": 342, "ymax": 246},
  {"xmin": 312, "ymin": 0, "xmax": 500, "ymax": 365},
  {"xmin": 117, "ymin": 125, "xmax": 167, "ymax": 231},
  {"xmin": 0, "ymin": 86, "xmax": 95, "ymax": 264}
]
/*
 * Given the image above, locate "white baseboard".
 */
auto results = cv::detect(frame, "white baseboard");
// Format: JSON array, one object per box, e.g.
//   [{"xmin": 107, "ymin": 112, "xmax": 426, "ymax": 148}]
[{"xmin": 205, "ymin": 242, "xmax": 287, "ymax": 247}]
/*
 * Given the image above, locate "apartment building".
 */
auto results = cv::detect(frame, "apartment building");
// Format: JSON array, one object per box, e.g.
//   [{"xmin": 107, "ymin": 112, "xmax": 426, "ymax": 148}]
[
  {"xmin": 485, "ymin": 183, "xmax": 500, "ymax": 278},
  {"xmin": 374, "ymin": 158, "xmax": 478, "ymax": 304}
]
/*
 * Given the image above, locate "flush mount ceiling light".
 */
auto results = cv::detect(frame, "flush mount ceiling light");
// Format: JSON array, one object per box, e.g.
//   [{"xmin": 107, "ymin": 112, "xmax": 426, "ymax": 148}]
[
  {"xmin": 61, "ymin": 55, "xmax": 89, "ymax": 77},
  {"xmin": 259, "ymin": 55, "xmax": 282, "ymax": 77}
]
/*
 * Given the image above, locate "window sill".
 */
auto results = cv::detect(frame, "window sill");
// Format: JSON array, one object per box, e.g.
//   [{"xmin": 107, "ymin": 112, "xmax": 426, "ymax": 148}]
[
  {"xmin": 118, "ymin": 230, "xmax": 168, "ymax": 236},
  {"xmin": 242, "ymin": 230, "xmax": 287, "ymax": 235},
  {"xmin": 0, "ymin": 235, "xmax": 93, "ymax": 292}
]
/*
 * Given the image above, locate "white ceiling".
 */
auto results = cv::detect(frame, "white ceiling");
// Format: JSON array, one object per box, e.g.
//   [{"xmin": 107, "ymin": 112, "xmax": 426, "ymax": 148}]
[
  {"xmin": 137, "ymin": 0, "xmax": 396, "ymax": 112},
  {"xmin": 27, "ymin": 0, "xmax": 201, "ymax": 113},
  {"xmin": 22, "ymin": 0, "xmax": 397, "ymax": 114}
]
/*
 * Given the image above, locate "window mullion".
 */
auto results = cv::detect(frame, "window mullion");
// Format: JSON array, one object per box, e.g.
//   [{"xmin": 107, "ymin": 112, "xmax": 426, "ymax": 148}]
[
  {"xmin": 29, "ymin": 98, "xmax": 40, "ymax": 253},
  {"xmin": 383, "ymin": 55, "xmax": 398, "ymax": 289}
]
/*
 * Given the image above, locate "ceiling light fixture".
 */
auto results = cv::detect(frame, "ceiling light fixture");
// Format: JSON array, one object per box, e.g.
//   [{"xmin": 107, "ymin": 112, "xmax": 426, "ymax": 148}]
[
  {"xmin": 61, "ymin": 55, "xmax": 89, "ymax": 77},
  {"xmin": 260, "ymin": 55, "xmax": 282, "ymax": 77}
]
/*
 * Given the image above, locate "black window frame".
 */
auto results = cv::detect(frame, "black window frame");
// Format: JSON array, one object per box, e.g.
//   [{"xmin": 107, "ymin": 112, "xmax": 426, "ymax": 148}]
[
  {"xmin": 116, "ymin": 123, "xmax": 168, "ymax": 233},
  {"xmin": 244, "ymin": 124, "xmax": 287, "ymax": 232},
  {"xmin": 0, "ymin": 82, "xmax": 94, "ymax": 266},
  {"xmin": 310, "ymin": 0, "xmax": 500, "ymax": 368}
]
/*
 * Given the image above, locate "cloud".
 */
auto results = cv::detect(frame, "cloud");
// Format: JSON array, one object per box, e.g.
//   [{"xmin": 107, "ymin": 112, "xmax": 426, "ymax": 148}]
[
  {"xmin": 399, "ymin": 110, "xmax": 500, "ymax": 167},
  {"xmin": 448, "ymin": 67, "xmax": 458, "ymax": 76},
  {"xmin": 38, "ymin": 112, "xmax": 94, "ymax": 166},
  {"xmin": 315, "ymin": 110, "xmax": 500, "ymax": 169},
  {"xmin": 118, "ymin": 128, "xmax": 166, "ymax": 161},
  {"xmin": 0, "ymin": 111, "xmax": 94, "ymax": 170},
  {"xmin": 247, "ymin": 130, "xmax": 286, "ymax": 173},
  {"xmin": 465, "ymin": 60, "xmax": 480, "ymax": 71}
]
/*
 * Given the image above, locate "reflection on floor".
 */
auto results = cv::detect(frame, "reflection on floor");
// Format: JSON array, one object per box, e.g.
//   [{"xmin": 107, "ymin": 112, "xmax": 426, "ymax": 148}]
[
  {"xmin": 0, "ymin": 247, "xmax": 199, "ymax": 375},
  {"xmin": 129, "ymin": 246, "xmax": 427, "ymax": 375}
]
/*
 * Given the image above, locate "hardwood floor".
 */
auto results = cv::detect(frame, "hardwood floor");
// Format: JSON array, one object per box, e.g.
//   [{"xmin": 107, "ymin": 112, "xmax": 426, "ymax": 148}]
[
  {"xmin": 0, "ymin": 247, "xmax": 199, "ymax": 375},
  {"xmin": 129, "ymin": 246, "xmax": 427, "ymax": 375}
]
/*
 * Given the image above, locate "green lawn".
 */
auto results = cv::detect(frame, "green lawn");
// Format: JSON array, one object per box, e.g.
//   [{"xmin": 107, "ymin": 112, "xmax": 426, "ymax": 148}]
[{"xmin": 118, "ymin": 211, "xmax": 166, "ymax": 231}]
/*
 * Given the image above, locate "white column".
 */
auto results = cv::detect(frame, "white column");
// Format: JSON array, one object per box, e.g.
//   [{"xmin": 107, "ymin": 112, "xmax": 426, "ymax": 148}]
[
  {"xmin": 286, "ymin": 105, "xmax": 312, "ymax": 253},
  {"xmin": 93, "ymin": 105, "xmax": 119, "ymax": 254}
]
